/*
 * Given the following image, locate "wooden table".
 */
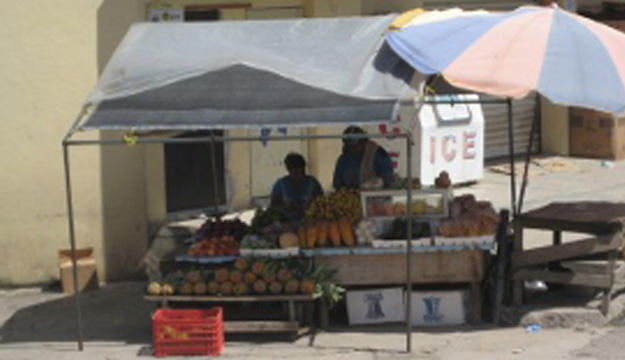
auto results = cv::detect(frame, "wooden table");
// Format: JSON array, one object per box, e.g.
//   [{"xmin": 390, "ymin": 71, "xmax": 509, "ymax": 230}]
[
  {"xmin": 314, "ymin": 249, "xmax": 486, "ymax": 324},
  {"xmin": 511, "ymin": 202, "xmax": 625, "ymax": 314},
  {"xmin": 145, "ymin": 294, "xmax": 319, "ymax": 338}
]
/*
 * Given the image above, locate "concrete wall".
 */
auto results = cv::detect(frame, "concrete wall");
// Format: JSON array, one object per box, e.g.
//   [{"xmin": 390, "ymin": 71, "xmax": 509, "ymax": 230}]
[{"xmin": 0, "ymin": 0, "xmax": 150, "ymax": 285}]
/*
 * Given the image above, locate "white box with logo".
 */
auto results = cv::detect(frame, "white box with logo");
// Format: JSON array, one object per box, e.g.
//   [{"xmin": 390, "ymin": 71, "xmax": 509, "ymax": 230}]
[
  {"xmin": 346, "ymin": 287, "xmax": 405, "ymax": 325},
  {"xmin": 369, "ymin": 94, "xmax": 484, "ymax": 186},
  {"xmin": 408, "ymin": 290, "xmax": 467, "ymax": 327}
]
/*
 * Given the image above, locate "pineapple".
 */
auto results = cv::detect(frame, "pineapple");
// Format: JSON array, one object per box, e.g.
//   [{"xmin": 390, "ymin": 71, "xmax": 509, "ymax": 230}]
[
  {"xmin": 179, "ymin": 281, "xmax": 194, "ymax": 295},
  {"xmin": 233, "ymin": 282, "xmax": 249, "ymax": 295},
  {"xmin": 229, "ymin": 270, "xmax": 243, "ymax": 283},
  {"xmin": 215, "ymin": 268, "xmax": 229, "ymax": 283},
  {"xmin": 186, "ymin": 270, "xmax": 201, "ymax": 283},
  {"xmin": 193, "ymin": 282, "xmax": 207, "ymax": 295},
  {"xmin": 244, "ymin": 271, "xmax": 257, "ymax": 284},
  {"xmin": 207, "ymin": 281, "xmax": 220, "ymax": 295},
  {"xmin": 300, "ymin": 279, "xmax": 316, "ymax": 294},
  {"xmin": 269, "ymin": 281, "xmax": 283, "ymax": 295},
  {"xmin": 277, "ymin": 268, "xmax": 292, "ymax": 282},
  {"xmin": 262, "ymin": 270, "xmax": 276, "ymax": 283},
  {"xmin": 219, "ymin": 281, "xmax": 233, "ymax": 295},
  {"xmin": 285, "ymin": 279, "xmax": 300, "ymax": 294},
  {"xmin": 253, "ymin": 280, "xmax": 267, "ymax": 294},
  {"xmin": 251, "ymin": 262, "xmax": 266, "ymax": 275},
  {"xmin": 234, "ymin": 258, "xmax": 249, "ymax": 271}
]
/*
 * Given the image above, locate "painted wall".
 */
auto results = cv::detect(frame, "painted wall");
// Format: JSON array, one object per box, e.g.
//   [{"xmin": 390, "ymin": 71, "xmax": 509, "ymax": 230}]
[{"xmin": 0, "ymin": 0, "xmax": 144, "ymax": 285}]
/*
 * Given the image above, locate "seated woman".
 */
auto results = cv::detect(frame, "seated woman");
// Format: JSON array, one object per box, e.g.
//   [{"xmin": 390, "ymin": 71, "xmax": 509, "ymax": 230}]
[
  {"xmin": 333, "ymin": 126, "xmax": 394, "ymax": 190},
  {"xmin": 271, "ymin": 152, "xmax": 323, "ymax": 222}
]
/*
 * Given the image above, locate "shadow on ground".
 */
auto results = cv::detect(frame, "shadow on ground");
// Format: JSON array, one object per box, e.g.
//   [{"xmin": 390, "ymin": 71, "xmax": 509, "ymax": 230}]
[
  {"xmin": 0, "ymin": 282, "xmax": 153, "ymax": 344},
  {"xmin": 2, "ymin": 280, "xmax": 619, "ymax": 350}
]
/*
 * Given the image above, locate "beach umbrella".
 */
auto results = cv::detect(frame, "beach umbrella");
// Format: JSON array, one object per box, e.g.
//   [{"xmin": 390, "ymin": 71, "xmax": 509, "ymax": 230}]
[
  {"xmin": 386, "ymin": 5, "xmax": 625, "ymax": 332},
  {"xmin": 386, "ymin": 5, "xmax": 625, "ymax": 115}
]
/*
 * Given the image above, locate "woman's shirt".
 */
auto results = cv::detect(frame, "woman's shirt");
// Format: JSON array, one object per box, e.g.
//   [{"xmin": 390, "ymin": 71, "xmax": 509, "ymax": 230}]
[
  {"xmin": 332, "ymin": 145, "xmax": 394, "ymax": 190},
  {"xmin": 271, "ymin": 175, "xmax": 323, "ymax": 221}
]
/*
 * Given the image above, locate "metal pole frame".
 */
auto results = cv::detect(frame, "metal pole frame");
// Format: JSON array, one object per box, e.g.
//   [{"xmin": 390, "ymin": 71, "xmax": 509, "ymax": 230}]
[
  {"xmin": 62, "ymin": 126, "xmax": 416, "ymax": 352},
  {"xmin": 62, "ymin": 142, "xmax": 84, "ymax": 351},
  {"xmin": 62, "ymin": 95, "xmax": 525, "ymax": 352},
  {"xmin": 517, "ymin": 96, "xmax": 540, "ymax": 215}
]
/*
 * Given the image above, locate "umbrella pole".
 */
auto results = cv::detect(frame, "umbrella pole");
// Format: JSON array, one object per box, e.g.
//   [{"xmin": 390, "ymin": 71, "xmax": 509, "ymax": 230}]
[
  {"xmin": 506, "ymin": 98, "xmax": 517, "ymax": 218},
  {"xmin": 405, "ymin": 132, "xmax": 413, "ymax": 353},
  {"xmin": 63, "ymin": 142, "xmax": 84, "ymax": 351},
  {"xmin": 517, "ymin": 97, "xmax": 539, "ymax": 214}
]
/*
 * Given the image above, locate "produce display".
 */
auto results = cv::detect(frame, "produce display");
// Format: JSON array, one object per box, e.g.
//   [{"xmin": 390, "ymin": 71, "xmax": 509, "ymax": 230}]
[
  {"xmin": 437, "ymin": 194, "xmax": 499, "ymax": 237},
  {"xmin": 364, "ymin": 196, "xmax": 445, "ymax": 217},
  {"xmin": 147, "ymin": 258, "xmax": 344, "ymax": 305},
  {"xmin": 296, "ymin": 189, "xmax": 362, "ymax": 249},
  {"xmin": 383, "ymin": 217, "xmax": 432, "ymax": 240},
  {"xmin": 187, "ymin": 218, "xmax": 249, "ymax": 256},
  {"xmin": 305, "ymin": 189, "xmax": 362, "ymax": 222},
  {"xmin": 180, "ymin": 174, "xmax": 499, "ymax": 261}
]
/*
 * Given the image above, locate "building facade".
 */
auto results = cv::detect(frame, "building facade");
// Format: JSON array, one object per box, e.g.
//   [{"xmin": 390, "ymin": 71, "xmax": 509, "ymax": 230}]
[{"xmin": 0, "ymin": 0, "xmax": 610, "ymax": 285}]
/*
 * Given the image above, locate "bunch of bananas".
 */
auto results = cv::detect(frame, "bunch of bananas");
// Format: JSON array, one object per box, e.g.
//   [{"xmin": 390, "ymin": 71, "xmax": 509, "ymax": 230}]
[{"xmin": 306, "ymin": 189, "xmax": 362, "ymax": 221}]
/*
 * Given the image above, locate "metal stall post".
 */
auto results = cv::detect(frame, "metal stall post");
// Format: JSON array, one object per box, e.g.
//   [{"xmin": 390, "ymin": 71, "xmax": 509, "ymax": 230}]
[
  {"xmin": 506, "ymin": 98, "xmax": 517, "ymax": 217},
  {"xmin": 517, "ymin": 97, "xmax": 540, "ymax": 214},
  {"xmin": 62, "ymin": 142, "xmax": 85, "ymax": 351},
  {"xmin": 405, "ymin": 132, "xmax": 413, "ymax": 353},
  {"xmin": 209, "ymin": 132, "xmax": 220, "ymax": 215}
]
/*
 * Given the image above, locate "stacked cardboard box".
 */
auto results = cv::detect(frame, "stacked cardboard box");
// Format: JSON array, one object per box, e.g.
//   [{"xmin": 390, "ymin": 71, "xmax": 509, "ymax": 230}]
[
  {"xmin": 58, "ymin": 247, "xmax": 99, "ymax": 294},
  {"xmin": 569, "ymin": 107, "xmax": 625, "ymax": 160}
]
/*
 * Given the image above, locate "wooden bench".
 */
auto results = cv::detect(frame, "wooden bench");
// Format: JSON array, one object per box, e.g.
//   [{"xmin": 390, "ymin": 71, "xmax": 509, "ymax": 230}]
[{"xmin": 512, "ymin": 202, "xmax": 625, "ymax": 315}]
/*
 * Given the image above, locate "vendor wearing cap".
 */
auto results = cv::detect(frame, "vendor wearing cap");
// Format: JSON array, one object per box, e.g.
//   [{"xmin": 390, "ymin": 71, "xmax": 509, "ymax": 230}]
[
  {"xmin": 271, "ymin": 152, "xmax": 323, "ymax": 221},
  {"xmin": 333, "ymin": 126, "xmax": 394, "ymax": 190}
]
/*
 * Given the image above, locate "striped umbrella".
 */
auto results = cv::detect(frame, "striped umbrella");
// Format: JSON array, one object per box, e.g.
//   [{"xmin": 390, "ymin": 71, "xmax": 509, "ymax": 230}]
[{"xmin": 386, "ymin": 5, "xmax": 625, "ymax": 115}]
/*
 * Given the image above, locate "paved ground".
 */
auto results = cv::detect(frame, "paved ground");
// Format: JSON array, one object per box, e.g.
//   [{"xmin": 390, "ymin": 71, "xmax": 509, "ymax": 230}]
[{"xmin": 1, "ymin": 156, "xmax": 625, "ymax": 359}]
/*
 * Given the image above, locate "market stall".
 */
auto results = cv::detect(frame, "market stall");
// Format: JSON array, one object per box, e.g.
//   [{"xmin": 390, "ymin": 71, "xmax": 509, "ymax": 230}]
[
  {"xmin": 61, "ymin": 13, "xmax": 512, "ymax": 354},
  {"xmin": 142, "ymin": 180, "xmax": 499, "ymax": 331},
  {"xmin": 62, "ymin": 15, "xmax": 424, "ymax": 353}
]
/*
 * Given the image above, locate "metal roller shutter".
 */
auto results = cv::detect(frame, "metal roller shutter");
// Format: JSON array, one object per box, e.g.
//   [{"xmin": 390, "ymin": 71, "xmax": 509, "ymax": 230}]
[{"xmin": 481, "ymin": 95, "xmax": 540, "ymax": 159}]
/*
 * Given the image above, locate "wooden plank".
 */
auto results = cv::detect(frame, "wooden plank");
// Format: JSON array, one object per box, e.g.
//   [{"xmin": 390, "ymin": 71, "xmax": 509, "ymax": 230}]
[
  {"xmin": 224, "ymin": 321, "xmax": 298, "ymax": 333},
  {"xmin": 513, "ymin": 268, "xmax": 612, "ymax": 288},
  {"xmin": 144, "ymin": 294, "xmax": 318, "ymax": 302},
  {"xmin": 512, "ymin": 233, "xmax": 623, "ymax": 268},
  {"xmin": 516, "ymin": 202, "xmax": 625, "ymax": 234},
  {"xmin": 314, "ymin": 250, "xmax": 484, "ymax": 286}
]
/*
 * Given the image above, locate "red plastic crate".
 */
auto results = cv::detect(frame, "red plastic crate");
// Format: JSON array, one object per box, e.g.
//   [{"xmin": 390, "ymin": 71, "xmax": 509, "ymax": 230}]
[{"xmin": 152, "ymin": 307, "xmax": 224, "ymax": 357}]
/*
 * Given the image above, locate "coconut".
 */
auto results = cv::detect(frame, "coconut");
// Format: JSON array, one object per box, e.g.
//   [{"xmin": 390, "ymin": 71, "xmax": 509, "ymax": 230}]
[
  {"xmin": 147, "ymin": 281, "xmax": 162, "ymax": 295},
  {"xmin": 161, "ymin": 283, "xmax": 175, "ymax": 296}
]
